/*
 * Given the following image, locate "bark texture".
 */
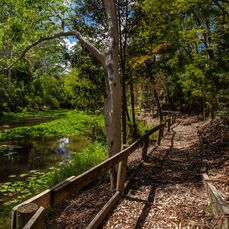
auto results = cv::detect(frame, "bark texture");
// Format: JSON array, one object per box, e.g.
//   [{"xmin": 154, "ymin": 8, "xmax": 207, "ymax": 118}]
[{"xmin": 103, "ymin": 0, "xmax": 122, "ymax": 158}]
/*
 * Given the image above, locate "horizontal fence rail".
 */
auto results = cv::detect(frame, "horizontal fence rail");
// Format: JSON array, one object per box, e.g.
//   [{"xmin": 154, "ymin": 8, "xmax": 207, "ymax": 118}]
[{"xmin": 11, "ymin": 113, "xmax": 176, "ymax": 229}]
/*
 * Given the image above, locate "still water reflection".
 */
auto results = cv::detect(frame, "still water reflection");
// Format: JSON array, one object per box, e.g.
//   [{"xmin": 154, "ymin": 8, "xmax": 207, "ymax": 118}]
[{"xmin": 0, "ymin": 136, "xmax": 88, "ymax": 183}]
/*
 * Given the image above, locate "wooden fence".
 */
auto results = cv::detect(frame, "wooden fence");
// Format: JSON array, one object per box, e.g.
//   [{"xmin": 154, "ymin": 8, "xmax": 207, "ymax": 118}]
[
  {"xmin": 11, "ymin": 114, "xmax": 176, "ymax": 229},
  {"xmin": 203, "ymin": 173, "xmax": 229, "ymax": 229}
]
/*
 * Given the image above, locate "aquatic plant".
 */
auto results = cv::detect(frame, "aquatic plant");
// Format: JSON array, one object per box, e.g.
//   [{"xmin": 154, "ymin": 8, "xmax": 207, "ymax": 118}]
[{"xmin": 0, "ymin": 110, "xmax": 104, "ymax": 141}]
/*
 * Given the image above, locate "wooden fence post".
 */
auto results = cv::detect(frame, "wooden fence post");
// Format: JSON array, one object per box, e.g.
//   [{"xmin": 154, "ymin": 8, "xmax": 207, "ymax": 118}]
[
  {"xmin": 157, "ymin": 128, "xmax": 162, "ymax": 145},
  {"xmin": 15, "ymin": 203, "xmax": 38, "ymax": 229},
  {"xmin": 172, "ymin": 114, "xmax": 176, "ymax": 124},
  {"xmin": 142, "ymin": 130, "xmax": 149, "ymax": 161},
  {"xmin": 116, "ymin": 144, "xmax": 129, "ymax": 194},
  {"xmin": 161, "ymin": 124, "xmax": 164, "ymax": 137},
  {"xmin": 168, "ymin": 118, "xmax": 171, "ymax": 132},
  {"xmin": 116, "ymin": 158, "xmax": 127, "ymax": 195},
  {"xmin": 172, "ymin": 115, "xmax": 175, "ymax": 124}
]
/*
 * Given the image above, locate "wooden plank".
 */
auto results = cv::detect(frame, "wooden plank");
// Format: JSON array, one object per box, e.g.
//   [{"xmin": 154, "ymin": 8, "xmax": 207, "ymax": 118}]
[
  {"xmin": 116, "ymin": 158, "xmax": 127, "ymax": 194},
  {"xmin": 205, "ymin": 182, "xmax": 229, "ymax": 229},
  {"xmin": 207, "ymin": 183, "xmax": 229, "ymax": 214},
  {"xmin": 23, "ymin": 206, "xmax": 45, "ymax": 229},
  {"xmin": 11, "ymin": 190, "xmax": 51, "ymax": 229},
  {"xmin": 51, "ymin": 124, "xmax": 164, "ymax": 206},
  {"xmin": 142, "ymin": 135, "xmax": 149, "ymax": 161},
  {"xmin": 16, "ymin": 203, "xmax": 38, "ymax": 228},
  {"xmin": 13, "ymin": 190, "xmax": 51, "ymax": 210},
  {"xmin": 86, "ymin": 191, "xmax": 120, "ymax": 229}
]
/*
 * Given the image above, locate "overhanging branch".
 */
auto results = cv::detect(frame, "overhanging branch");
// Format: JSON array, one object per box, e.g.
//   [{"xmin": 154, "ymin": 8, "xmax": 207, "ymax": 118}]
[{"xmin": 7, "ymin": 30, "xmax": 105, "ymax": 70}]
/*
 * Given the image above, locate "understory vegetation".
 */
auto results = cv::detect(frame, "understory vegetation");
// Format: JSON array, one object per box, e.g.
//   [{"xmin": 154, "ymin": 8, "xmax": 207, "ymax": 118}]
[
  {"xmin": 0, "ymin": 0, "xmax": 228, "ymax": 228},
  {"xmin": 0, "ymin": 141, "xmax": 107, "ymax": 225},
  {"xmin": 0, "ymin": 110, "xmax": 104, "ymax": 141}
]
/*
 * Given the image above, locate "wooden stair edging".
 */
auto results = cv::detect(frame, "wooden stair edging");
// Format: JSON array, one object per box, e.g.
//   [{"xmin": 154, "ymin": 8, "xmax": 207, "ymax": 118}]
[
  {"xmin": 202, "ymin": 173, "xmax": 229, "ymax": 229},
  {"xmin": 11, "ymin": 115, "xmax": 176, "ymax": 229}
]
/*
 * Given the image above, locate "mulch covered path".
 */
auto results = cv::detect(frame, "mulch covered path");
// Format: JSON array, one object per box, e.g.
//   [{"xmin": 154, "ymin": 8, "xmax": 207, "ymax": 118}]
[
  {"xmin": 101, "ymin": 118, "xmax": 216, "ymax": 229},
  {"xmin": 47, "ymin": 117, "xmax": 222, "ymax": 228}
]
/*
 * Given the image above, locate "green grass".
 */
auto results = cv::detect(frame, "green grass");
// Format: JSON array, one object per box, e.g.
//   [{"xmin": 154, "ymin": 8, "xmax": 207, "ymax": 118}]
[
  {"xmin": 137, "ymin": 121, "xmax": 158, "ymax": 139},
  {"xmin": 47, "ymin": 141, "xmax": 107, "ymax": 185},
  {"xmin": 0, "ymin": 110, "xmax": 104, "ymax": 141}
]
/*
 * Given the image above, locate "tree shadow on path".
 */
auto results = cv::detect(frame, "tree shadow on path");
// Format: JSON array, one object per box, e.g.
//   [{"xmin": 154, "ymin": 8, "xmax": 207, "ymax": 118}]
[{"xmin": 125, "ymin": 121, "xmax": 204, "ymax": 228}]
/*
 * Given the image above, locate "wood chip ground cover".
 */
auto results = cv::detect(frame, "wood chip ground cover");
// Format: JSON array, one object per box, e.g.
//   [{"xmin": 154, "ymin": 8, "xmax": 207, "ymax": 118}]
[
  {"xmin": 46, "ymin": 116, "xmax": 226, "ymax": 228},
  {"xmin": 102, "ymin": 118, "xmax": 216, "ymax": 228}
]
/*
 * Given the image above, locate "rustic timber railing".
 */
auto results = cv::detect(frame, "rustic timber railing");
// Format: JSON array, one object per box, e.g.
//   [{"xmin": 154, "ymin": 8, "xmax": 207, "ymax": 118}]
[{"xmin": 11, "ymin": 113, "xmax": 177, "ymax": 229}]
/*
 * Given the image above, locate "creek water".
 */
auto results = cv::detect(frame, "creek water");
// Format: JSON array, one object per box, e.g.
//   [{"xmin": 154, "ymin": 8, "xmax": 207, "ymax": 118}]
[
  {"xmin": 0, "ymin": 136, "xmax": 88, "ymax": 183},
  {"xmin": 0, "ymin": 116, "xmax": 88, "ymax": 184}
]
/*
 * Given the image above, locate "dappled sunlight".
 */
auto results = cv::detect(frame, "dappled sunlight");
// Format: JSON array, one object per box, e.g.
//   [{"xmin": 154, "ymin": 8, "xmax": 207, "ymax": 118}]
[{"xmin": 102, "ymin": 118, "xmax": 216, "ymax": 228}]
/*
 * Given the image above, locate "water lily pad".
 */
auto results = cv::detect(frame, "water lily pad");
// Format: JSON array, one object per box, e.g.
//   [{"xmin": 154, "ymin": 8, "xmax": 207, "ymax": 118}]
[
  {"xmin": 0, "ymin": 145, "xmax": 10, "ymax": 152},
  {"xmin": 4, "ymin": 152, "xmax": 18, "ymax": 157},
  {"xmin": 2, "ymin": 125, "xmax": 10, "ymax": 128},
  {"xmin": 3, "ymin": 182, "xmax": 11, "ymax": 186},
  {"xmin": 8, "ymin": 175, "xmax": 17, "ymax": 178},
  {"xmin": 30, "ymin": 170, "xmax": 39, "ymax": 173},
  {"xmin": 32, "ymin": 171, "xmax": 42, "ymax": 175},
  {"xmin": 19, "ymin": 174, "xmax": 28, "ymax": 178}
]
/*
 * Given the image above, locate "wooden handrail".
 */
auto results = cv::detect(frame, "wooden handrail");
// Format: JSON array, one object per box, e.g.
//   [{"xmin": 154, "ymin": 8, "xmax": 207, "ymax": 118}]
[
  {"xmin": 51, "ymin": 123, "xmax": 164, "ymax": 206},
  {"xmin": 12, "ymin": 115, "xmax": 176, "ymax": 229}
]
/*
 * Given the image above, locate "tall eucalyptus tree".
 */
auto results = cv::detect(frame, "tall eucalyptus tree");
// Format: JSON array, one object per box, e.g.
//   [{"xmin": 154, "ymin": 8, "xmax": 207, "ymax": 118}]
[{"xmin": 2, "ymin": 0, "xmax": 122, "ymax": 186}]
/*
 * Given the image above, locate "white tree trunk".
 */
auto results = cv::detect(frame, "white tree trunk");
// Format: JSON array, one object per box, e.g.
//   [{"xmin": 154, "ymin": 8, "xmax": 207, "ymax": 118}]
[
  {"xmin": 103, "ymin": 0, "xmax": 122, "ymax": 189},
  {"xmin": 103, "ymin": 0, "xmax": 121, "ymax": 158},
  {"xmin": 103, "ymin": 63, "xmax": 121, "ymax": 158}
]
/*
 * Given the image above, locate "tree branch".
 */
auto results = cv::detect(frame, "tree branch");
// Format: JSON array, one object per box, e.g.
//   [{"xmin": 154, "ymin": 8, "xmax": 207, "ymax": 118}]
[{"xmin": 7, "ymin": 30, "xmax": 105, "ymax": 70}]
